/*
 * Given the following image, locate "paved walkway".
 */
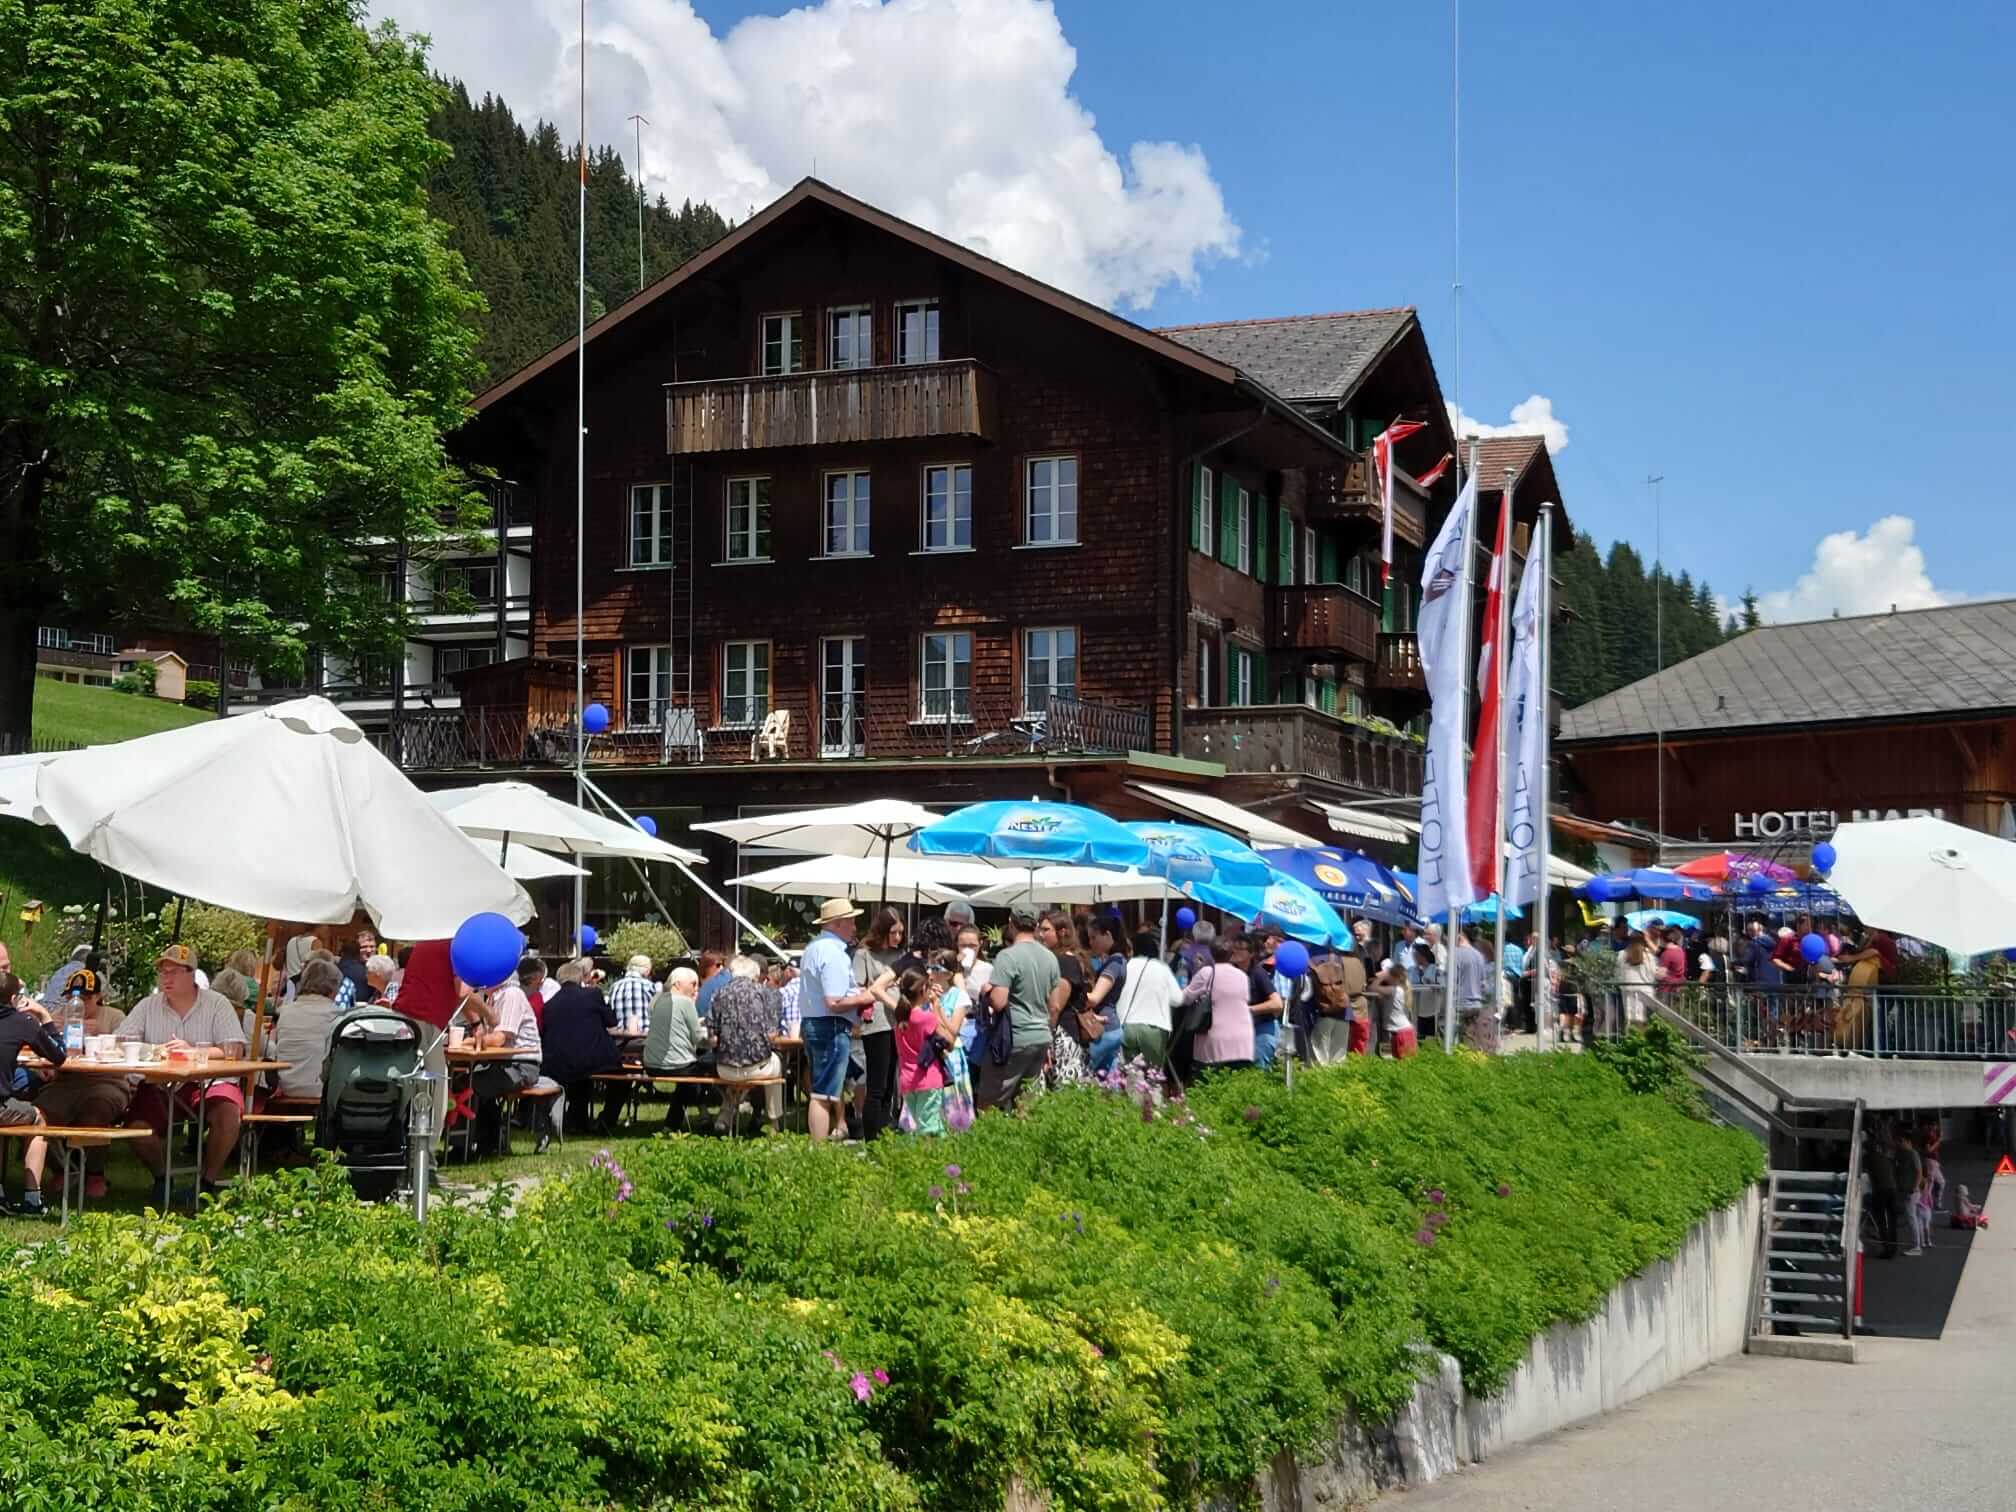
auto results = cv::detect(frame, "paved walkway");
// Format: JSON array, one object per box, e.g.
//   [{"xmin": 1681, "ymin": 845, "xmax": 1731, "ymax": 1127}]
[{"xmin": 1385, "ymin": 1175, "xmax": 2014, "ymax": 1511}]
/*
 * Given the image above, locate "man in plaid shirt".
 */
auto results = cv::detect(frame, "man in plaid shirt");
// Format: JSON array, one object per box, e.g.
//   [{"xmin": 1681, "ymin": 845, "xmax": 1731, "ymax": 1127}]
[{"xmin": 608, "ymin": 954, "xmax": 657, "ymax": 1031}]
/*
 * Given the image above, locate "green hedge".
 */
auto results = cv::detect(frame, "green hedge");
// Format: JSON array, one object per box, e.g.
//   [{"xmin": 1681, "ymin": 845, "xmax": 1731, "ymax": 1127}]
[{"xmin": 0, "ymin": 1050, "xmax": 1759, "ymax": 1510}]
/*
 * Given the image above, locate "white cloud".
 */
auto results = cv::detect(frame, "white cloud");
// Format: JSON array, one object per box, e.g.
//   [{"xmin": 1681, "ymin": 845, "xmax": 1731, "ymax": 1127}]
[
  {"xmin": 376, "ymin": 0, "xmax": 1241, "ymax": 311},
  {"xmin": 1448, "ymin": 393, "xmax": 1570, "ymax": 455},
  {"xmin": 1756, "ymin": 515, "xmax": 1954, "ymax": 624}
]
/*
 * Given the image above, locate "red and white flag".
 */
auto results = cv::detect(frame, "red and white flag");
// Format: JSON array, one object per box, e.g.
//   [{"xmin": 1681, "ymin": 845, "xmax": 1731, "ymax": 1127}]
[
  {"xmin": 1372, "ymin": 420, "xmax": 1426, "ymax": 584},
  {"xmin": 1466, "ymin": 494, "xmax": 1512, "ymax": 899},
  {"xmin": 1414, "ymin": 452, "xmax": 1453, "ymax": 490}
]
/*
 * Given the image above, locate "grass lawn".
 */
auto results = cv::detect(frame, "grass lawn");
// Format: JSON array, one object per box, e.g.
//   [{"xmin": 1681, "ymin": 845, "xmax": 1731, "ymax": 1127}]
[
  {"xmin": 0, "ymin": 1102, "xmax": 699, "ymax": 1244},
  {"xmin": 32, "ymin": 676, "xmax": 213, "ymax": 746}
]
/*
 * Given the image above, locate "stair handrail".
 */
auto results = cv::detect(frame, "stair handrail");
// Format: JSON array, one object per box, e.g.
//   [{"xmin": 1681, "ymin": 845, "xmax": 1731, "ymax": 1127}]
[{"xmin": 1651, "ymin": 1000, "xmax": 1859, "ymax": 1117}]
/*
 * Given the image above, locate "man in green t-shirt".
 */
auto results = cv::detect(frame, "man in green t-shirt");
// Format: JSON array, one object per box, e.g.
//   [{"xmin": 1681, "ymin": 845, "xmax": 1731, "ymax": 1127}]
[{"xmin": 979, "ymin": 908, "xmax": 1063, "ymax": 1111}]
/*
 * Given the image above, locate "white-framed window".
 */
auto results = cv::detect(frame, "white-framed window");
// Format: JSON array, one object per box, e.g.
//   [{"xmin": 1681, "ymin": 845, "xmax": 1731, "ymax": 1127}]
[
  {"xmin": 1345, "ymin": 553, "xmax": 1366, "ymax": 594},
  {"xmin": 81, "ymin": 632, "xmax": 115, "ymax": 656},
  {"xmin": 1022, "ymin": 626, "xmax": 1077, "ymax": 716},
  {"xmin": 1303, "ymin": 525, "xmax": 1316, "ymax": 584},
  {"xmin": 725, "ymin": 477, "xmax": 771, "ymax": 561},
  {"xmin": 828, "ymin": 305, "xmax": 872, "ymax": 370},
  {"xmin": 436, "ymin": 644, "xmax": 496, "ymax": 681},
  {"xmin": 820, "ymin": 636, "xmax": 866, "ymax": 758},
  {"xmin": 921, "ymin": 463, "xmax": 972, "ymax": 550},
  {"xmin": 1196, "ymin": 631, "xmax": 1218, "ymax": 705},
  {"xmin": 1229, "ymin": 647, "xmax": 1255, "ymax": 707},
  {"xmin": 630, "ymin": 482, "xmax": 675, "ymax": 567},
  {"xmin": 1346, "ymin": 687, "xmax": 1368, "ymax": 719},
  {"xmin": 919, "ymin": 631, "xmax": 972, "ymax": 722},
  {"xmin": 822, "ymin": 471, "xmax": 871, "ymax": 557},
  {"xmin": 35, "ymin": 626, "xmax": 66, "ymax": 650},
  {"xmin": 1199, "ymin": 467, "xmax": 1215, "ymax": 550},
  {"xmin": 1236, "ymin": 488, "xmax": 1252, "ymax": 575},
  {"xmin": 433, "ymin": 561, "xmax": 498, "ymax": 606},
  {"xmin": 626, "ymin": 644, "xmax": 671, "ymax": 728},
  {"xmin": 1025, "ymin": 455, "xmax": 1078, "ymax": 545},
  {"xmin": 760, "ymin": 312, "xmax": 804, "ymax": 376},
  {"xmin": 895, "ymin": 299, "xmax": 940, "ymax": 364},
  {"xmin": 720, "ymin": 640, "xmax": 771, "ymax": 728}
]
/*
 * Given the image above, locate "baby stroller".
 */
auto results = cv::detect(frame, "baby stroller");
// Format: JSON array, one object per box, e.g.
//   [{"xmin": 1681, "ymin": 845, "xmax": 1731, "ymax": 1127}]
[{"xmin": 317, "ymin": 1008, "xmax": 423, "ymax": 1202}]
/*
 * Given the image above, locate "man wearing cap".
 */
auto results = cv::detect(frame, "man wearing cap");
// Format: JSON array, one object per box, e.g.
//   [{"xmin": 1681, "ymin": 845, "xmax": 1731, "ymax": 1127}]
[
  {"xmin": 979, "ymin": 907, "xmax": 1062, "ymax": 1112},
  {"xmin": 24, "ymin": 967, "xmax": 131, "ymax": 1195},
  {"xmin": 123, "ymin": 943, "xmax": 249, "ymax": 1202},
  {"xmin": 797, "ymin": 899, "xmax": 879, "ymax": 1142},
  {"xmin": 608, "ymin": 954, "xmax": 657, "ymax": 1032}
]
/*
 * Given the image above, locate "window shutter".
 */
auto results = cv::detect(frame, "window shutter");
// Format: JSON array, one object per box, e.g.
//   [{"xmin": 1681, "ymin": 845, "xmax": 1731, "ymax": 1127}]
[
  {"xmin": 1217, "ymin": 473, "xmax": 1239, "ymax": 566},
  {"xmin": 1318, "ymin": 533, "xmax": 1339, "ymax": 583},
  {"xmin": 1276, "ymin": 505, "xmax": 1293, "ymax": 584},
  {"xmin": 1318, "ymin": 677, "xmax": 1339, "ymax": 716},
  {"xmin": 1190, "ymin": 465, "xmax": 1203, "ymax": 551},
  {"xmin": 1381, "ymin": 581, "xmax": 1396, "ymax": 633}
]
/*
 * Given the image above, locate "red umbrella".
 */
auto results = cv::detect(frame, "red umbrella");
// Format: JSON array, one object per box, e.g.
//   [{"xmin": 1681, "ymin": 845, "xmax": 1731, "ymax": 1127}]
[{"xmin": 1674, "ymin": 851, "xmax": 1799, "ymax": 883}]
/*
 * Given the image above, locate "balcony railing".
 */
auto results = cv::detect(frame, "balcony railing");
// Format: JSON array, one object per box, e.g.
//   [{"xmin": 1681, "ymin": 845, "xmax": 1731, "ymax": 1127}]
[
  {"xmin": 1181, "ymin": 703, "xmax": 1423, "ymax": 795},
  {"xmin": 666, "ymin": 358, "xmax": 994, "ymax": 453},
  {"xmin": 1306, "ymin": 455, "xmax": 1428, "ymax": 547},
  {"xmin": 414, "ymin": 592, "xmax": 531, "ymax": 618},
  {"xmin": 1372, "ymin": 631, "xmax": 1424, "ymax": 692},
  {"xmin": 1655, "ymin": 984, "xmax": 2016, "ymax": 1062},
  {"xmin": 1042, "ymin": 691, "xmax": 1152, "ymax": 755},
  {"xmin": 1271, "ymin": 584, "xmax": 1381, "ymax": 664}
]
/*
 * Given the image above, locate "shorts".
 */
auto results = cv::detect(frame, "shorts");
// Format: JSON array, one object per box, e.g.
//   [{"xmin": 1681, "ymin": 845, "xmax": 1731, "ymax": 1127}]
[
  {"xmin": 0, "ymin": 1097, "xmax": 43, "ymax": 1127},
  {"xmin": 130, "ymin": 1080, "xmax": 245, "ymax": 1136},
  {"xmin": 1391, "ymin": 1026, "xmax": 1418, "ymax": 1059},
  {"xmin": 1348, "ymin": 1016, "xmax": 1372, "ymax": 1055},
  {"xmin": 802, "ymin": 1016, "xmax": 854, "ymax": 1101}
]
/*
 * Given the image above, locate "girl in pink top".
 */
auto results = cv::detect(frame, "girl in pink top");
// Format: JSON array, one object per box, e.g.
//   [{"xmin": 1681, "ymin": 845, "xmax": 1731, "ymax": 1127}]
[
  {"xmin": 1182, "ymin": 941, "xmax": 1256, "ymax": 1071},
  {"xmin": 885, "ymin": 968, "xmax": 962, "ymax": 1136}
]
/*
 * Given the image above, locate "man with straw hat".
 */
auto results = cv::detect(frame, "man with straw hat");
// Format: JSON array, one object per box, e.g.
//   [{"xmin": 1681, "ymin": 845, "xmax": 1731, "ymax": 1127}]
[{"xmin": 797, "ymin": 898, "xmax": 879, "ymax": 1143}]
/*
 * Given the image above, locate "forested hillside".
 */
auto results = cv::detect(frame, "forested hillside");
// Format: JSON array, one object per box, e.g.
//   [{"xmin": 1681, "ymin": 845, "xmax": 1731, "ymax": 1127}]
[
  {"xmin": 1552, "ymin": 534, "xmax": 1752, "ymax": 707},
  {"xmin": 425, "ymin": 84, "xmax": 731, "ymax": 384}
]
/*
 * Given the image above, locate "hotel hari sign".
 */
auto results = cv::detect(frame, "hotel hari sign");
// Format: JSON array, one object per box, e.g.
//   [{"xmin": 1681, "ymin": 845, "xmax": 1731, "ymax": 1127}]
[{"xmin": 1732, "ymin": 806, "xmax": 1947, "ymax": 840}]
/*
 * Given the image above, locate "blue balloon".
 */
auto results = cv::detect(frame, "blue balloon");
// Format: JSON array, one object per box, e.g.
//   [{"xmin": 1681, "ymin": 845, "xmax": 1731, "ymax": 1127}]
[
  {"xmin": 1745, "ymin": 873, "xmax": 1774, "ymax": 896},
  {"xmin": 1276, "ymin": 940, "xmax": 1311, "ymax": 979},
  {"xmin": 635, "ymin": 815, "xmax": 658, "ymax": 837},
  {"xmin": 1800, "ymin": 931, "xmax": 1827, "ymax": 964},
  {"xmin": 1174, "ymin": 906, "xmax": 1197, "ymax": 931},
  {"xmin": 582, "ymin": 702, "xmax": 610, "ymax": 734},
  {"xmin": 1811, "ymin": 841, "xmax": 1837, "ymax": 874},
  {"xmin": 578, "ymin": 923, "xmax": 599, "ymax": 952},
  {"xmin": 2004, "ymin": 948, "xmax": 2016, "ymax": 963},
  {"xmin": 451, "ymin": 912, "xmax": 524, "ymax": 990}
]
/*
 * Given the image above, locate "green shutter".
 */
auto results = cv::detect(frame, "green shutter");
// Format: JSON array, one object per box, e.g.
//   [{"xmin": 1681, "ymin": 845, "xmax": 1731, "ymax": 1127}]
[
  {"xmin": 1318, "ymin": 533, "xmax": 1339, "ymax": 583},
  {"xmin": 1381, "ymin": 581, "xmax": 1396, "ymax": 633},
  {"xmin": 1318, "ymin": 677, "xmax": 1339, "ymax": 716},
  {"xmin": 1217, "ymin": 473, "xmax": 1239, "ymax": 566},
  {"xmin": 1190, "ymin": 465, "xmax": 1203, "ymax": 551},
  {"xmin": 1276, "ymin": 505, "xmax": 1294, "ymax": 583}
]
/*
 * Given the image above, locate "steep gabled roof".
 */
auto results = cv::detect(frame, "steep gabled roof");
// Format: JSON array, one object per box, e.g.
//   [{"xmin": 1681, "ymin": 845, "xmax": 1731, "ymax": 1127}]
[
  {"xmin": 1154, "ymin": 308, "xmax": 1417, "ymax": 407},
  {"xmin": 1559, "ymin": 599, "xmax": 2016, "ymax": 743},
  {"xmin": 1470, "ymin": 435, "xmax": 1544, "ymax": 492}
]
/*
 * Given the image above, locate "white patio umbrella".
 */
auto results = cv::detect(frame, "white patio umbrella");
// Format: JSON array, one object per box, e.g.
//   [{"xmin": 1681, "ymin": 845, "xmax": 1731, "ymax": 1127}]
[
  {"xmin": 694, "ymin": 798, "xmax": 944, "ymax": 912},
  {"xmin": 25, "ymin": 696, "xmax": 531, "ymax": 936},
  {"xmin": 426, "ymin": 780, "xmax": 707, "ymax": 865},
  {"xmin": 0, "ymin": 750, "xmax": 67, "ymax": 826},
  {"xmin": 970, "ymin": 866, "xmax": 1175, "ymax": 907},
  {"xmin": 729, "ymin": 855, "xmax": 997, "ymax": 907},
  {"xmin": 499, "ymin": 844, "xmax": 589, "ymax": 882},
  {"xmin": 1827, "ymin": 816, "xmax": 2016, "ymax": 957}
]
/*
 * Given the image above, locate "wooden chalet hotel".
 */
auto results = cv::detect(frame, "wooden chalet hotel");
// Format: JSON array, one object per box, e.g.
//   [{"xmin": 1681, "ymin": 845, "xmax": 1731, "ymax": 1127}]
[{"xmin": 423, "ymin": 179, "xmax": 1568, "ymax": 940}]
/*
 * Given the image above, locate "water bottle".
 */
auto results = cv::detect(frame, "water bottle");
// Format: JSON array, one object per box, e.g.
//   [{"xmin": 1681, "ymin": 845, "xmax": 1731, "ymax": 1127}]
[{"xmin": 64, "ymin": 1001, "xmax": 84, "ymax": 1055}]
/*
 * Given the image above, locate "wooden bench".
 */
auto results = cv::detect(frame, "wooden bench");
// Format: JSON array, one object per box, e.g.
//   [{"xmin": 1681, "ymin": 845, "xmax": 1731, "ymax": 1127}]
[
  {"xmin": 238, "ymin": 1103, "xmax": 318, "ymax": 1180},
  {"xmin": 497, "ymin": 1084, "xmax": 561, "ymax": 1155},
  {"xmin": 592, "ymin": 1071, "xmax": 789, "ymax": 1135},
  {"xmin": 0, "ymin": 1125, "xmax": 150, "ymax": 1223}
]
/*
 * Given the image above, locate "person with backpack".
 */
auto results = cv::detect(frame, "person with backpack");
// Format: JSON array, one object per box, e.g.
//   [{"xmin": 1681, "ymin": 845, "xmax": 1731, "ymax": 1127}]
[{"xmin": 1306, "ymin": 947, "xmax": 1368, "ymax": 1065}]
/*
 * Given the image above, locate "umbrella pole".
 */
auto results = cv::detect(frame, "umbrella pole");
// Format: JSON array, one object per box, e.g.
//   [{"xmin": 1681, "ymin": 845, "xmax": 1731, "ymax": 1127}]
[
  {"xmin": 172, "ymin": 894, "xmax": 185, "ymax": 943},
  {"xmin": 499, "ymin": 830, "xmax": 510, "ymax": 865}
]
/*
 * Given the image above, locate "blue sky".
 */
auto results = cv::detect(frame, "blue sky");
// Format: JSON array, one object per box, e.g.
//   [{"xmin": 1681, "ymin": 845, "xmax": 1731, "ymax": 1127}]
[{"xmin": 395, "ymin": 0, "xmax": 2013, "ymax": 619}]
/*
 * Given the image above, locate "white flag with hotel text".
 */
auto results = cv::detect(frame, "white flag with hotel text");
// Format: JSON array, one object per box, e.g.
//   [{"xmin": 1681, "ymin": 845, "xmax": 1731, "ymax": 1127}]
[
  {"xmin": 1415, "ymin": 474, "xmax": 1479, "ymax": 916},
  {"xmin": 1504, "ymin": 549, "xmax": 1547, "ymax": 906}
]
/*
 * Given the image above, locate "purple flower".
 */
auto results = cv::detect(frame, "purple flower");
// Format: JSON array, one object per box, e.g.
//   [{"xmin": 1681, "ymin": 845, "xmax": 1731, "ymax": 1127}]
[
  {"xmin": 944, "ymin": 1164, "xmax": 961, "ymax": 1179},
  {"xmin": 1426, "ymin": 1211, "xmax": 1448, "ymax": 1229},
  {"xmin": 1496, "ymin": 1183, "xmax": 1512, "ymax": 1198},
  {"xmin": 871, "ymin": 1368, "xmax": 889, "ymax": 1385},
  {"xmin": 849, "ymin": 1371, "xmax": 873, "ymax": 1403},
  {"xmin": 1415, "ymin": 1228, "xmax": 1438, "ymax": 1247},
  {"xmin": 1426, "ymin": 1188, "xmax": 1446, "ymax": 1206},
  {"xmin": 701, "ymin": 1212, "xmax": 714, "ymax": 1228},
  {"xmin": 928, "ymin": 1184, "xmax": 944, "ymax": 1202}
]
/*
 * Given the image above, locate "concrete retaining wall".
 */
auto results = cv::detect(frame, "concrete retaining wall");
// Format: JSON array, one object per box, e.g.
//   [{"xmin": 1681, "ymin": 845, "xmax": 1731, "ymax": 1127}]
[{"xmin": 1225, "ymin": 1185, "xmax": 1762, "ymax": 1509}]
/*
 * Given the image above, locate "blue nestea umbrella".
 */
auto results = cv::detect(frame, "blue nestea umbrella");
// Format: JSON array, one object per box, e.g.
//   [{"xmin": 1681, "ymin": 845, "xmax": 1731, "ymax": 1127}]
[
  {"xmin": 1266, "ymin": 846, "xmax": 1418, "ymax": 926},
  {"xmin": 1181, "ymin": 871, "xmax": 1355, "ymax": 948},
  {"xmin": 909, "ymin": 801, "xmax": 1152, "ymax": 871},
  {"xmin": 1576, "ymin": 868, "xmax": 1716, "ymax": 904},
  {"xmin": 1126, "ymin": 821, "xmax": 1275, "ymax": 889}
]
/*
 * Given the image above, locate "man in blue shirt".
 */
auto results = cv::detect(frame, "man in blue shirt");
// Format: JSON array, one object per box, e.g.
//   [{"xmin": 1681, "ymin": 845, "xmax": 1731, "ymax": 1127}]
[{"xmin": 797, "ymin": 899, "xmax": 877, "ymax": 1142}]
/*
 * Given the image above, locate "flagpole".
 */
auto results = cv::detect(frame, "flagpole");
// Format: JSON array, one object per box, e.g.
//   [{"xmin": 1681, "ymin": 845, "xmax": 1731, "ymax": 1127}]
[
  {"xmin": 572, "ymin": 0, "xmax": 588, "ymax": 947},
  {"xmin": 1535, "ymin": 502, "xmax": 1556, "ymax": 1049},
  {"xmin": 1444, "ymin": 437, "xmax": 1481, "ymax": 1053},
  {"xmin": 1490, "ymin": 468, "xmax": 1514, "ymax": 1049}
]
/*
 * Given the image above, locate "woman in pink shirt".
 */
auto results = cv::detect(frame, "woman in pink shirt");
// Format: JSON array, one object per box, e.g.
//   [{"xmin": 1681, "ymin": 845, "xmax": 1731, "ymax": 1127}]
[{"xmin": 1181, "ymin": 940, "xmax": 1256, "ymax": 1074}]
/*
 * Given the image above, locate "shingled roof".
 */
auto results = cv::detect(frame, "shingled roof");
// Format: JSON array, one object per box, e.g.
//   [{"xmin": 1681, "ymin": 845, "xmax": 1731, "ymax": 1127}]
[
  {"xmin": 1470, "ymin": 435, "xmax": 1544, "ymax": 491},
  {"xmin": 1156, "ymin": 308, "xmax": 1416, "ymax": 407},
  {"xmin": 1559, "ymin": 599, "xmax": 2016, "ymax": 743}
]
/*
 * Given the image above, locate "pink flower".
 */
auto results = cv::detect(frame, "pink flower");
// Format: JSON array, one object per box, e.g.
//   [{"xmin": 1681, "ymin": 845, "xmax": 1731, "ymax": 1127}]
[
  {"xmin": 822, "ymin": 1349, "xmax": 842, "ymax": 1368},
  {"xmin": 1415, "ymin": 1228, "xmax": 1437, "ymax": 1247},
  {"xmin": 849, "ymin": 1372, "xmax": 873, "ymax": 1403},
  {"xmin": 944, "ymin": 1163, "xmax": 962, "ymax": 1179},
  {"xmin": 1426, "ymin": 1211, "xmax": 1448, "ymax": 1229},
  {"xmin": 872, "ymin": 1368, "xmax": 889, "ymax": 1385},
  {"xmin": 1496, "ymin": 1183, "xmax": 1512, "ymax": 1198},
  {"xmin": 1426, "ymin": 1188, "xmax": 1446, "ymax": 1205}
]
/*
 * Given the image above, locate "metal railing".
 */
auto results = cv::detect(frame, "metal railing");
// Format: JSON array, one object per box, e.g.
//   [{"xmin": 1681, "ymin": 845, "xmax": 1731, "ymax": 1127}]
[
  {"xmin": 1042, "ymin": 691, "xmax": 1150, "ymax": 754},
  {"xmin": 1660, "ymin": 983, "xmax": 2016, "ymax": 1060}
]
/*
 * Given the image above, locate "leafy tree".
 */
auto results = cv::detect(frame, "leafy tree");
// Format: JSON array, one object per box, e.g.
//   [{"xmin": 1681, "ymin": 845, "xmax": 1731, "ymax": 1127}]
[{"xmin": 0, "ymin": 0, "xmax": 483, "ymax": 745}]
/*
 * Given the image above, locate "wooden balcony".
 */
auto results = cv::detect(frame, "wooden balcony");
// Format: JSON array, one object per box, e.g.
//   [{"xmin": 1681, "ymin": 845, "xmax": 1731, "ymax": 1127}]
[
  {"xmin": 1372, "ymin": 631, "xmax": 1425, "ymax": 693},
  {"xmin": 1306, "ymin": 453, "xmax": 1428, "ymax": 547},
  {"xmin": 1270, "ymin": 584, "xmax": 1381, "ymax": 665},
  {"xmin": 1180, "ymin": 704, "xmax": 1423, "ymax": 797},
  {"xmin": 666, "ymin": 358, "xmax": 995, "ymax": 454}
]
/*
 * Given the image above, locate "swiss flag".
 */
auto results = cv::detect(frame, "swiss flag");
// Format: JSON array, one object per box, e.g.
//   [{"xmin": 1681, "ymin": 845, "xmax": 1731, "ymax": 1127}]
[{"xmin": 1466, "ymin": 495, "xmax": 1512, "ymax": 898}]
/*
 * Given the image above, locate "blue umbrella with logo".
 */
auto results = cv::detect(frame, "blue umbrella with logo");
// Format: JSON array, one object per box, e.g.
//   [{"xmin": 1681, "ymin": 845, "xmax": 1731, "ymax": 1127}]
[
  {"xmin": 1575, "ymin": 867, "xmax": 1716, "ymax": 904},
  {"xmin": 1264, "ymin": 845, "xmax": 1419, "ymax": 926},
  {"xmin": 910, "ymin": 801, "xmax": 1152, "ymax": 871},
  {"xmin": 1180, "ymin": 870, "xmax": 1355, "ymax": 949},
  {"xmin": 1126, "ymin": 821, "xmax": 1276, "ymax": 890}
]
